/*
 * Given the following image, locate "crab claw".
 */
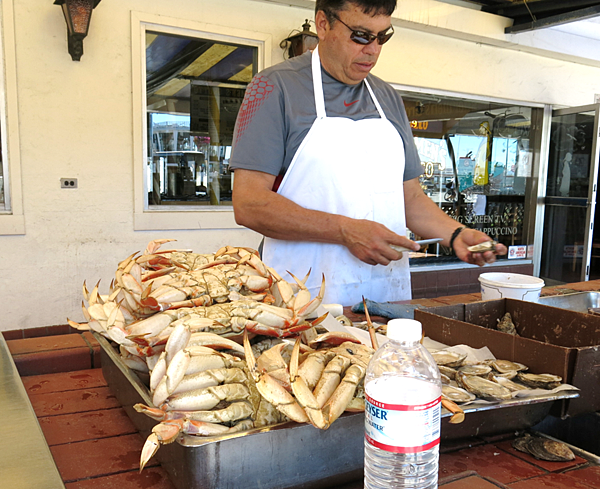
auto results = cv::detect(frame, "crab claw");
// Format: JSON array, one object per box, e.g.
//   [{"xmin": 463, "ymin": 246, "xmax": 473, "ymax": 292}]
[
  {"xmin": 140, "ymin": 432, "xmax": 161, "ymax": 472},
  {"xmin": 293, "ymin": 273, "xmax": 325, "ymax": 319},
  {"xmin": 290, "ymin": 338, "xmax": 329, "ymax": 430},
  {"xmin": 144, "ymin": 238, "xmax": 177, "ymax": 255},
  {"xmin": 139, "ymin": 419, "xmax": 184, "ymax": 472}
]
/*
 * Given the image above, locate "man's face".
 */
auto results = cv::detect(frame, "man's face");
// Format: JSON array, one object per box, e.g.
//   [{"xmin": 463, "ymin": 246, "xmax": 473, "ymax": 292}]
[{"xmin": 316, "ymin": 4, "xmax": 392, "ymax": 85}]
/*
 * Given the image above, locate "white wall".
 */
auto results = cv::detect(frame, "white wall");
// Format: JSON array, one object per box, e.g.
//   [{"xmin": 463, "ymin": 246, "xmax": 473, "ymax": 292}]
[{"xmin": 1, "ymin": 0, "xmax": 600, "ymax": 331}]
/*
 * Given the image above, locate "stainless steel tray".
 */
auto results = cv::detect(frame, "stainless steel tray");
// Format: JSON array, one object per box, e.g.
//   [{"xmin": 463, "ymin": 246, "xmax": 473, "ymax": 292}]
[
  {"xmin": 96, "ymin": 333, "xmax": 578, "ymax": 489},
  {"xmin": 538, "ymin": 291, "xmax": 600, "ymax": 312}
]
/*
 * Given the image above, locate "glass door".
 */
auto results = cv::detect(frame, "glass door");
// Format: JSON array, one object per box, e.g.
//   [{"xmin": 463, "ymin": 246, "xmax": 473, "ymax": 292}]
[{"xmin": 540, "ymin": 104, "xmax": 600, "ymax": 284}]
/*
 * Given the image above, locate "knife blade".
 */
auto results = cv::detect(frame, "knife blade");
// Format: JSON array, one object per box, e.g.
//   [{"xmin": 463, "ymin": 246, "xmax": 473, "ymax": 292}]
[{"xmin": 391, "ymin": 238, "xmax": 443, "ymax": 253}]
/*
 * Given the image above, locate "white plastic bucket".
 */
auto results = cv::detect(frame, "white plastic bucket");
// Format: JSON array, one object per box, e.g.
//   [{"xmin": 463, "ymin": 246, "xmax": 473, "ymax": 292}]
[{"xmin": 478, "ymin": 272, "xmax": 545, "ymax": 303}]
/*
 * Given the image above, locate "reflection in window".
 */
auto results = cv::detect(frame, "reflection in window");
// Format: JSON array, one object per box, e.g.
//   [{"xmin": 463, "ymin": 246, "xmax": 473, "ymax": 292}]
[
  {"xmin": 398, "ymin": 92, "xmax": 541, "ymax": 264},
  {"xmin": 145, "ymin": 31, "xmax": 257, "ymax": 206}
]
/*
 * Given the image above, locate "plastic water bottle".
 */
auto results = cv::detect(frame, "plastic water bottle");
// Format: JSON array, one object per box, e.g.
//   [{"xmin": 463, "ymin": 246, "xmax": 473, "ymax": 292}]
[{"xmin": 364, "ymin": 318, "xmax": 442, "ymax": 489}]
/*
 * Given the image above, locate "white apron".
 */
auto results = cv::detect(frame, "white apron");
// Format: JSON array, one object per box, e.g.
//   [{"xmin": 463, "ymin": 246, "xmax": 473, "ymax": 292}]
[{"xmin": 262, "ymin": 47, "xmax": 411, "ymax": 306}]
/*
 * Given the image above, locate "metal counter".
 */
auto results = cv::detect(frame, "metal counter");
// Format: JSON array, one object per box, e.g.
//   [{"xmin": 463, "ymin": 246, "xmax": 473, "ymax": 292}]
[{"xmin": 0, "ymin": 333, "xmax": 65, "ymax": 489}]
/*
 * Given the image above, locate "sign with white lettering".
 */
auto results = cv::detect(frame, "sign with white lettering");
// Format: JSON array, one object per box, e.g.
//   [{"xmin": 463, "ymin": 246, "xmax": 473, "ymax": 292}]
[{"xmin": 508, "ymin": 245, "xmax": 527, "ymax": 259}]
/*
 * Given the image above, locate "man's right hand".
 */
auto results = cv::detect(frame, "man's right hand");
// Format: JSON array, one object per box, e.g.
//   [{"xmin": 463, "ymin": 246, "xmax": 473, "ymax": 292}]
[{"xmin": 340, "ymin": 217, "xmax": 420, "ymax": 266}]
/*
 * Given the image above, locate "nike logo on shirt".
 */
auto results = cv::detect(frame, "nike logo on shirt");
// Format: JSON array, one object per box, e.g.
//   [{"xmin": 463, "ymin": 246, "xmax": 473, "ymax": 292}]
[{"xmin": 344, "ymin": 100, "xmax": 359, "ymax": 107}]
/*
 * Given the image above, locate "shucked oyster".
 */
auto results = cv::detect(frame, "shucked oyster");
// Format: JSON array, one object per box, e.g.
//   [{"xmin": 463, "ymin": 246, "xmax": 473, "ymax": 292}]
[
  {"xmin": 458, "ymin": 364, "xmax": 492, "ymax": 376},
  {"xmin": 431, "ymin": 350, "xmax": 467, "ymax": 368},
  {"xmin": 491, "ymin": 359, "xmax": 528, "ymax": 374},
  {"xmin": 517, "ymin": 372, "xmax": 562, "ymax": 389},
  {"xmin": 489, "ymin": 374, "xmax": 530, "ymax": 393},
  {"xmin": 438, "ymin": 365, "xmax": 457, "ymax": 380},
  {"xmin": 492, "ymin": 370, "xmax": 518, "ymax": 380},
  {"xmin": 442, "ymin": 384, "xmax": 476, "ymax": 403},
  {"xmin": 457, "ymin": 372, "xmax": 512, "ymax": 401},
  {"xmin": 467, "ymin": 240, "xmax": 498, "ymax": 253}
]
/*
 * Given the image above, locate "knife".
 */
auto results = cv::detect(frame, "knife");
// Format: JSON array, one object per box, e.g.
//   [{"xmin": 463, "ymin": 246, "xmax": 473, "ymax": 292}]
[{"xmin": 391, "ymin": 238, "xmax": 443, "ymax": 253}]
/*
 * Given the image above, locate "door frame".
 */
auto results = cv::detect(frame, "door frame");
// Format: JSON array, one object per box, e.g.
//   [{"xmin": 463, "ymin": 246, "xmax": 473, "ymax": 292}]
[{"xmin": 535, "ymin": 103, "xmax": 600, "ymax": 282}]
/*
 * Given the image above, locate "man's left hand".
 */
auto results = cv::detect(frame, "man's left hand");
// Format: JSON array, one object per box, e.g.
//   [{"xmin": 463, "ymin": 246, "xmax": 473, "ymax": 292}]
[{"xmin": 453, "ymin": 228, "xmax": 508, "ymax": 266}]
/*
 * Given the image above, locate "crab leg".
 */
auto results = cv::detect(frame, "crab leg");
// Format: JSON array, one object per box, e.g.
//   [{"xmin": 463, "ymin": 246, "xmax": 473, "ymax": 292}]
[
  {"xmin": 323, "ymin": 363, "xmax": 365, "ymax": 426},
  {"xmin": 170, "ymin": 367, "xmax": 247, "ymax": 397},
  {"xmin": 165, "ymin": 323, "xmax": 192, "ymax": 364},
  {"xmin": 149, "ymin": 351, "xmax": 167, "ymax": 391},
  {"xmin": 289, "ymin": 338, "xmax": 329, "ymax": 429},
  {"xmin": 163, "ymin": 383, "xmax": 250, "ymax": 411},
  {"xmin": 313, "ymin": 355, "xmax": 351, "ymax": 408},
  {"xmin": 135, "ymin": 401, "xmax": 254, "ymax": 424},
  {"xmin": 297, "ymin": 350, "xmax": 335, "ymax": 391},
  {"xmin": 188, "ymin": 332, "xmax": 245, "ymax": 354},
  {"xmin": 165, "ymin": 348, "xmax": 192, "ymax": 394}
]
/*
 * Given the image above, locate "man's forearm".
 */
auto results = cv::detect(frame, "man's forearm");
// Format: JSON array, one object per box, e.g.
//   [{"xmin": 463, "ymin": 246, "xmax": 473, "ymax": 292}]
[
  {"xmin": 232, "ymin": 169, "xmax": 348, "ymax": 244},
  {"xmin": 234, "ymin": 186, "xmax": 347, "ymax": 243},
  {"xmin": 403, "ymin": 178, "xmax": 463, "ymax": 246}
]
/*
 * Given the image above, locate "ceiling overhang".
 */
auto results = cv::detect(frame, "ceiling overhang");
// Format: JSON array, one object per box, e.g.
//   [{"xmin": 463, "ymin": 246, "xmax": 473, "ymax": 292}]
[{"xmin": 457, "ymin": 0, "xmax": 600, "ymax": 33}]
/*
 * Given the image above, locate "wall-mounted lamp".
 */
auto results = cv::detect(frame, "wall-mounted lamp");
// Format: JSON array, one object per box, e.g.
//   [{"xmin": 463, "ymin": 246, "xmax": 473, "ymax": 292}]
[
  {"xmin": 281, "ymin": 20, "xmax": 319, "ymax": 58},
  {"xmin": 54, "ymin": 0, "xmax": 101, "ymax": 61}
]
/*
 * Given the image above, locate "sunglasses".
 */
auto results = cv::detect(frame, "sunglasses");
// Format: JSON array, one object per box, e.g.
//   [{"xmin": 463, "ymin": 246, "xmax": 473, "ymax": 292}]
[{"xmin": 331, "ymin": 13, "xmax": 394, "ymax": 45}]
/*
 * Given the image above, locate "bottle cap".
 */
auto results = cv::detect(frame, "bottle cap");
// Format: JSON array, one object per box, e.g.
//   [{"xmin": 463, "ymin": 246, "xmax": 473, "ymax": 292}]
[{"xmin": 387, "ymin": 319, "xmax": 422, "ymax": 342}]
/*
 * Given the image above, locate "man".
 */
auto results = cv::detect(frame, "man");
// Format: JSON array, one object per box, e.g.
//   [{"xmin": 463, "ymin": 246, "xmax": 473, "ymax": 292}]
[{"xmin": 230, "ymin": 0, "xmax": 506, "ymax": 306}]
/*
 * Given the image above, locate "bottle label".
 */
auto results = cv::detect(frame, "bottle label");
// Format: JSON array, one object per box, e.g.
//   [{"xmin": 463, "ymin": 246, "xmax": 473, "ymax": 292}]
[{"xmin": 364, "ymin": 393, "xmax": 441, "ymax": 453}]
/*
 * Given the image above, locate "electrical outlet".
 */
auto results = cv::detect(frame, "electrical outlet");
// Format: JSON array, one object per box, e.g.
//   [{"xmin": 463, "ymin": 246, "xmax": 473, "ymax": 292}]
[{"xmin": 60, "ymin": 178, "xmax": 78, "ymax": 189}]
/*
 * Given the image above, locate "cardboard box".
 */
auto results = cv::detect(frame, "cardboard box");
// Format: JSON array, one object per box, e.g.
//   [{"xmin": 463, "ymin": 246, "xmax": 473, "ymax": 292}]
[{"xmin": 415, "ymin": 298, "xmax": 600, "ymax": 417}]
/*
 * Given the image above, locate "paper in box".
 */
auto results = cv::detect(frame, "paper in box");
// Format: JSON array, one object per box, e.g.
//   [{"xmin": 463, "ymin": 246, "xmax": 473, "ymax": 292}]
[{"xmin": 415, "ymin": 298, "xmax": 600, "ymax": 417}]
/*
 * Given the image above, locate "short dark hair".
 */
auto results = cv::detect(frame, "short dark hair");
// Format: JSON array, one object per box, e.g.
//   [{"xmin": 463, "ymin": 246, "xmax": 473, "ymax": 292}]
[{"xmin": 316, "ymin": 0, "xmax": 397, "ymax": 22}]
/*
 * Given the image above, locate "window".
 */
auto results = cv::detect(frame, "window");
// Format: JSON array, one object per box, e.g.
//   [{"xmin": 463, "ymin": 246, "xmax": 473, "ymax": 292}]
[
  {"xmin": 146, "ymin": 31, "xmax": 257, "ymax": 207},
  {"xmin": 132, "ymin": 13, "xmax": 270, "ymax": 230},
  {"xmin": 0, "ymin": 0, "xmax": 24, "ymax": 235},
  {"xmin": 395, "ymin": 88, "xmax": 544, "ymax": 265}
]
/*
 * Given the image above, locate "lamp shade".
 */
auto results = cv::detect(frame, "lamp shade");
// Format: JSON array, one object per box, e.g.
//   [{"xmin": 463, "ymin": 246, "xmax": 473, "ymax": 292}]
[
  {"xmin": 54, "ymin": 0, "xmax": 101, "ymax": 61},
  {"xmin": 284, "ymin": 20, "xmax": 319, "ymax": 58}
]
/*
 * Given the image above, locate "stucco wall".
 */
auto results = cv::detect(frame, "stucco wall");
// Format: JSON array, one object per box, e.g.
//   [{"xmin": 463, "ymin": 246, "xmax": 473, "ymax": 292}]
[{"xmin": 1, "ymin": 0, "xmax": 599, "ymax": 331}]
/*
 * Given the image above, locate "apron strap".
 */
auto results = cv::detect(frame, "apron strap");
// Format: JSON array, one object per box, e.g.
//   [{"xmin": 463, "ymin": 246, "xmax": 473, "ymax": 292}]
[
  {"xmin": 311, "ymin": 47, "xmax": 327, "ymax": 119},
  {"xmin": 313, "ymin": 48, "xmax": 387, "ymax": 121},
  {"xmin": 365, "ymin": 79, "xmax": 387, "ymax": 120}
]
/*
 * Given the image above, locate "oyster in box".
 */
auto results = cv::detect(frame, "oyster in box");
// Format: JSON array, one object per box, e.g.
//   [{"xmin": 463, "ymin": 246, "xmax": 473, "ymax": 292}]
[
  {"xmin": 517, "ymin": 373, "xmax": 562, "ymax": 390},
  {"xmin": 457, "ymin": 372, "xmax": 512, "ymax": 401},
  {"xmin": 415, "ymin": 298, "xmax": 598, "ymax": 416},
  {"xmin": 458, "ymin": 364, "xmax": 492, "ymax": 376},
  {"xmin": 431, "ymin": 350, "xmax": 466, "ymax": 368},
  {"xmin": 442, "ymin": 385, "xmax": 476, "ymax": 403},
  {"xmin": 491, "ymin": 360, "xmax": 528, "ymax": 374}
]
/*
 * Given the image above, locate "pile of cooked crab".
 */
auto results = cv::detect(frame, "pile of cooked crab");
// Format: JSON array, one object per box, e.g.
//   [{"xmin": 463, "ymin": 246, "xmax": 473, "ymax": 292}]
[{"xmin": 69, "ymin": 239, "xmax": 378, "ymax": 471}]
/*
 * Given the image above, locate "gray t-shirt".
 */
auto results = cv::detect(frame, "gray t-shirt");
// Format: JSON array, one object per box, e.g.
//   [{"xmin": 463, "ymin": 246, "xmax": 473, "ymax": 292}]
[{"xmin": 229, "ymin": 50, "xmax": 422, "ymax": 183}]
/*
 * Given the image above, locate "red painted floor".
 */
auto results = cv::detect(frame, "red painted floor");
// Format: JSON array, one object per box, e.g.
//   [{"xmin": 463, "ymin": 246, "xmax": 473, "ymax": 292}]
[{"xmin": 6, "ymin": 280, "xmax": 600, "ymax": 488}]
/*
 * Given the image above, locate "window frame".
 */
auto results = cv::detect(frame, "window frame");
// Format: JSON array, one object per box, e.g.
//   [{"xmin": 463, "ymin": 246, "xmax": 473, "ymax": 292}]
[
  {"xmin": 131, "ymin": 12, "xmax": 271, "ymax": 231},
  {"xmin": 0, "ymin": 0, "xmax": 25, "ymax": 235}
]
